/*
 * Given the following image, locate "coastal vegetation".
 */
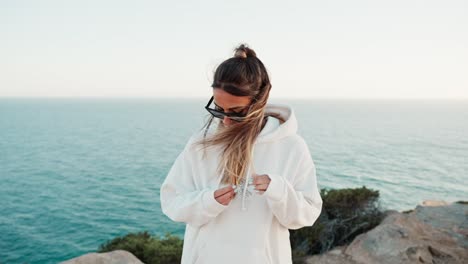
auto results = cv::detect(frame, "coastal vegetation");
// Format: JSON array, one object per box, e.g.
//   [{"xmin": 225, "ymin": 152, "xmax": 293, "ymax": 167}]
[
  {"xmin": 98, "ymin": 231, "xmax": 182, "ymax": 264},
  {"xmin": 290, "ymin": 186, "xmax": 384, "ymax": 259}
]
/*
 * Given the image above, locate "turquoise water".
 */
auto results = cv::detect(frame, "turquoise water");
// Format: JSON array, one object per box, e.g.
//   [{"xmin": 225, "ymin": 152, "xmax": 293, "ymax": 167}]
[{"xmin": 0, "ymin": 98, "xmax": 467, "ymax": 263}]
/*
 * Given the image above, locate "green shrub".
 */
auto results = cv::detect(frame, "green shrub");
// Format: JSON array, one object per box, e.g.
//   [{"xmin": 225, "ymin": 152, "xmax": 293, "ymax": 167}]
[
  {"xmin": 290, "ymin": 186, "xmax": 384, "ymax": 261},
  {"xmin": 98, "ymin": 231, "xmax": 183, "ymax": 264}
]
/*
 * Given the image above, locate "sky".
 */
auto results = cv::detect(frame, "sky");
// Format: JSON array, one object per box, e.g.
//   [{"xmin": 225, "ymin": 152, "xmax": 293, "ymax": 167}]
[{"xmin": 1, "ymin": 0, "xmax": 467, "ymax": 99}]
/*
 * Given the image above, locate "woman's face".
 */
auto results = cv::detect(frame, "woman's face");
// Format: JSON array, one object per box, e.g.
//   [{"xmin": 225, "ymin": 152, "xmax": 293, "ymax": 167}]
[{"xmin": 212, "ymin": 89, "xmax": 252, "ymax": 127}]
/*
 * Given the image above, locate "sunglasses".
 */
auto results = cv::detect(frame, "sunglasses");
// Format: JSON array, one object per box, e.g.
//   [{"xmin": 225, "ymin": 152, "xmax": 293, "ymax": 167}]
[{"xmin": 205, "ymin": 96, "xmax": 253, "ymax": 122}]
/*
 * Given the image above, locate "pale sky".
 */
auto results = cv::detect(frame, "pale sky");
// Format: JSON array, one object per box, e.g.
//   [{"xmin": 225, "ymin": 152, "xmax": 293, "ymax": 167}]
[{"xmin": 1, "ymin": 0, "xmax": 467, "ymax": 99}]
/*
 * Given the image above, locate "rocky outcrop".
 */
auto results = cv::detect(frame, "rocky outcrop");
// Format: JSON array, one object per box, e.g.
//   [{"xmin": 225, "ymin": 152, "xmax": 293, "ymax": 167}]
[
  {"xmin": 303, "ymin": 201, "xmax": 467, "ymax": 264},
  {"xmin": 60, "ymin": 250, "xmax": 143, "ymax": 264}
]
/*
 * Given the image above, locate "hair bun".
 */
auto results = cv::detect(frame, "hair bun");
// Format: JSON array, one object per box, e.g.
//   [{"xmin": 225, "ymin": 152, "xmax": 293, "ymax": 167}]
[
  {"xmin": 234, "ymin": 49, "xmax": 248, "ymax": 59},
  {"xmin": 234, "ymin": 43, "xmax": 256, "ymax": 59}
]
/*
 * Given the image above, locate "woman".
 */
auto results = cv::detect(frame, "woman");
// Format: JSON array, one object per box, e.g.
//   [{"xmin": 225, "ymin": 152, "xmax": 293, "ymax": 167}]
[{"xmin": 160, "ymin": 44, "xmax": 323, "ymax": 264}]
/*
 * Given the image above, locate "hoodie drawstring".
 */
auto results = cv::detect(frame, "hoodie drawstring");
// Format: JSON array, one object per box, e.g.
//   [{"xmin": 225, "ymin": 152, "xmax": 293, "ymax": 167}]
[
  {"xmin": 241, "ymin": 145, "xmax": 255, "ymax": 211},
  {"xmin": 240, "ymin": 165, "xmax": 251, "ymax": 211}
]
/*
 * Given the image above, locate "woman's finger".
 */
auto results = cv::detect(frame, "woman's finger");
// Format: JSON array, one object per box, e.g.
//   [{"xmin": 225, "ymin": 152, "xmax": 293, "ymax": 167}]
[
  {"xmin": 215, "ymin": 189, "xmax": 235, "ymax": 205},
  {"xmin": 219, "ymin": 193, "xmax": 235, "ymax": 205},
  {"xmin": 253, "ymin": 174, "xmax": 271, "ymax": 185},
  {"xmin": 255, "ymin": 183, "xmax": 269, "ymax": 191},
  {"xmin": 215, "ymin": 189, "xmax": 234, "ymax": 199},
  {"xmin": 214, "ymin": 186, "xmax": 234, "ymax": 198}
]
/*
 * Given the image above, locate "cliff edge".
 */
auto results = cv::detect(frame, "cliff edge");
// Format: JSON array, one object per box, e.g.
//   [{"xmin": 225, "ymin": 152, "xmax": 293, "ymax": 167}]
[{"xmin": 302, "ymin": 201, "xmax": 468, "ymax": 264}]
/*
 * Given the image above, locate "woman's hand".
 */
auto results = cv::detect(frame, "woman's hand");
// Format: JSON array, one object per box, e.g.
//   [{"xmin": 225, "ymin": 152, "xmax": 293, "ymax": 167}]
[
  {"xmin": 214, "ymin": 185, "xmax": 236, "ymax": 206},
  {"xmin": 252, "ymin": 173, "xmax": 271, "ymax": 195}
]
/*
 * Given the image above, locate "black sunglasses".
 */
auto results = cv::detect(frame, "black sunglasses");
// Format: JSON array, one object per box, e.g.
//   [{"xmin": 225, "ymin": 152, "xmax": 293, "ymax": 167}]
[{"xmin": 205, "ymin": 96, "xmax": 253, "ymax": 122}]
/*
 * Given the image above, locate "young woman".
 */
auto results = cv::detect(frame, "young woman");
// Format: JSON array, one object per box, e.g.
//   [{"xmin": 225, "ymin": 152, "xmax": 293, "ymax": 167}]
[{"xmin": 160, "ymin": 44, "xmax": 323, "ymax": 264}]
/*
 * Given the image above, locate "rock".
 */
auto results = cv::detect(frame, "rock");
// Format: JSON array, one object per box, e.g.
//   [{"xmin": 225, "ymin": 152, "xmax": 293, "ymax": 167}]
[
  {"xmin": 421, "ymin": 200, "xmax": 449, "ymax": 206},
  {"xmin": 303, "ymin": 246, "xmax": 357, "ymax": 264},
  {"xmin": 303, "ymin": 202, "xmax": 468, "ymax": 264},
  {"xmin": 304, "ymin": 253, "xmax": 357, "ymax": 264},
  {"xmin": 59, "ymin": 250, "xmax": 144, "ymax": 264},
  {"xmin": 414, "ymin": 202, "xmax": 468, "ymax": 248}
]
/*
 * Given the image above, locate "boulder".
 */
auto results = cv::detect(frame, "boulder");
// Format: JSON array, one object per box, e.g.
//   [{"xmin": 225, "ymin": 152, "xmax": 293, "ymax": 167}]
[
  {"xmin": 304, "ymin": 202, "xmax": 467, "ymax": 264},
  {"xmin": 421, "ymin": 200, "xmax": 449, "ymax": 207},
  {"xmin": 60, "ymin": 250, "xmax": 143, "ymax": 264}
]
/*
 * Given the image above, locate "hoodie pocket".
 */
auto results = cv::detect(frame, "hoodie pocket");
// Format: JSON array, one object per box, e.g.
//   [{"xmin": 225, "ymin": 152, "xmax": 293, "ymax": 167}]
[{"xmin": 193, "ymin": 240, "xmax": 269, "ymax": 264}]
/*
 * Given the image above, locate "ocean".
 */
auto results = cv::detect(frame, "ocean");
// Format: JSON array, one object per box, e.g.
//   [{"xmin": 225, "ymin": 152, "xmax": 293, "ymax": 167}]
[{"xmin": 0, "ymin": 98, "xmax": 467, "ymax": 263}]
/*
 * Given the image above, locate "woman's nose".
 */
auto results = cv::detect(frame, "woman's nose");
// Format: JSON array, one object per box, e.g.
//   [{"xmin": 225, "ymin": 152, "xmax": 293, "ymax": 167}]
[{"xmin": 223, "ymin": 116, "xmax": 232, "ymax": 126}]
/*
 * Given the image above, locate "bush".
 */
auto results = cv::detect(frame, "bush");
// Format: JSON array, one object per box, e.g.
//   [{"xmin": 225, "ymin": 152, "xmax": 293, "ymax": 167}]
[
  {"xmin": 98, "ymin": 231, "xmax": 183, "ymax": 264},
  {"xmin": 290, "ymin": 186, "xmax": 384, "ymax": 261}
]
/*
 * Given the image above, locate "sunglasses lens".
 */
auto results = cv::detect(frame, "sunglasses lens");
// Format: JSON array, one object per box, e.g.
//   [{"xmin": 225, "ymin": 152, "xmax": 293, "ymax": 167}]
[
  {"xmin": 207, "ymin": 108, "xmax": 247, "ymax": 121},
  {"xmin": 207, "ymin": 108, "xmax": 225, "ymax": 119},
  {"xmin": 229, "ymin": 116, "xmax": 245, "ymax": 122}
]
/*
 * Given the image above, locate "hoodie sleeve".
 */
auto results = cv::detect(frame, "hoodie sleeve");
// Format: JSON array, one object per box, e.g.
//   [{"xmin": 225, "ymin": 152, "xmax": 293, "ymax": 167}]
[
  {"xmin": 160, "ymin": 136, "xmax": 228, "ymax": 228},
  {"xmin": 262, "ymin": 139, "xmax": 323, "ymax": 230}
]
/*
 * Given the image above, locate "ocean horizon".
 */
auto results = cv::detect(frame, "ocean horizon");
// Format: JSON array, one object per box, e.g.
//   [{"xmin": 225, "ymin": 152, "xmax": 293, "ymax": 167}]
[{"xmin": 1, "ymin": 97, "xmax": 467, "ymax": 263}]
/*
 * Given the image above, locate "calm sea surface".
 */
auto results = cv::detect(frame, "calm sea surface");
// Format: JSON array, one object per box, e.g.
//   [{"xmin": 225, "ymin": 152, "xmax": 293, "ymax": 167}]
[{"xmin": 1, "ymin": 98, "xmax": 467, "ymax": 263}]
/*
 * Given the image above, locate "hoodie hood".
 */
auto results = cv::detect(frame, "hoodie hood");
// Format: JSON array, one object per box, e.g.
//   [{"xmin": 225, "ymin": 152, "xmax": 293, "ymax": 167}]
[{"xmin": 257, "ymin": 103, "xmax": 298, "ymax": 143}]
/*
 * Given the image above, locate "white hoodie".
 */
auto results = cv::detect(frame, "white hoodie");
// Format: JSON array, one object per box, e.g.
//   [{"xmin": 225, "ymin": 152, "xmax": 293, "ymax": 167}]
[{"xmin": 160, "ymin": 104, "xmax": 323, "ymax": 264}]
